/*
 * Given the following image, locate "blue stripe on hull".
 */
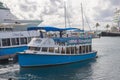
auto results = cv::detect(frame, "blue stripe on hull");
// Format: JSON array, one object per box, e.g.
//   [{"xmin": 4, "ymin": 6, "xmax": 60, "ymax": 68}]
[
  {"xmin": 0, "ymin": 46, "xmax": 28, "ymax": 56},
  {"xmin": 18, "ymin": 52, "xmax": 97, "ymax": 67}
]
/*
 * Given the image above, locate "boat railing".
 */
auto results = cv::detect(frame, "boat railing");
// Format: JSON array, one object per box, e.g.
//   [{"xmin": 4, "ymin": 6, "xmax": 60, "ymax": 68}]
[{"xmin": 53, "ymin": 37, "xmax": 92, "ymax": 46}]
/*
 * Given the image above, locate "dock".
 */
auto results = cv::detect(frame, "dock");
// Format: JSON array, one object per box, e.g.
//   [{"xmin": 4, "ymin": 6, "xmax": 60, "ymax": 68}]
[
  {"xmin": 101, "ymin": 31, "xmax": 120, "ymax": 36},
  {"xmin": 0, "ymin": 54, "xmax": 17, "ymax": 62}
]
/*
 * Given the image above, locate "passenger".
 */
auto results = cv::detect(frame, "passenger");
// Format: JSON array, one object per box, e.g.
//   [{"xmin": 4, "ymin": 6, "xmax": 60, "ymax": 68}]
[
  {"xmin": 40, "ymin": 30, "xmax": 43, "ymax": 38},
  {"xmin": 60, "ymin": 31, "xmax": 62, "ymax": 38}
]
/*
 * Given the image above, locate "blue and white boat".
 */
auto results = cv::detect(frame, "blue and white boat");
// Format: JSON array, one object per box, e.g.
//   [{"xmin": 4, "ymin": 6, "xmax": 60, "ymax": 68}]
[
  {"xmin": 18, "ymin": 27, "xmax": 97, "ymax": 67},
  {"xmin": 0, "ymin": 2, "xmax": 43, "ymax": 60}
]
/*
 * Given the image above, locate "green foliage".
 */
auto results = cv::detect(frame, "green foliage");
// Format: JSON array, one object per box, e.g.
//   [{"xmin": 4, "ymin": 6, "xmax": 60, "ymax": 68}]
[{"xmin": 96, "ymin": 23, "xmax": 100, "ymax": 27}]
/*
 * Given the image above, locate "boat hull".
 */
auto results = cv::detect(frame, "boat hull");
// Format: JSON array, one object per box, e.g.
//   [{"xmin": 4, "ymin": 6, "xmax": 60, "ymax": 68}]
[
  {"xmin": 101, "ymin": 31, "xmax": 120, "ymax": 36},
  {"xmin": 18, "ymin": 51, "xmax": 97, "ymax": 67},
  {"xmin": 0, "ymin": 46, "xmax": 27, "ymax": 60}
]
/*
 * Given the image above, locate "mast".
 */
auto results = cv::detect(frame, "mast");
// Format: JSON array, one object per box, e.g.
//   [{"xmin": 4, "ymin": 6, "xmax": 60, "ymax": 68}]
[
  {"xmin": 64, "ymin": 1, "xmax": 67, "ymax": 28},
  {"xmin": 67, "ymin": 14, "xmax": 71, "ymax": 27},
  {"xmin": 114, "ymin": 8, "xmax": 120, "ymax": 31},
  {"xmin": 81, "ymin": 3, "xmax": 84, "ymax": 31}
]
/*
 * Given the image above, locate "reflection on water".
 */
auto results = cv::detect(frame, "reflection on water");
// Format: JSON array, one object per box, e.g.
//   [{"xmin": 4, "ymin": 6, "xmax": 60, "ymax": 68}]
[
  {"xmin": 19, "ymin": 59, "xmax": 96, "ymax": 80},
  {"xmin": 1, "ymin": 37, "xmax": 120, "ymax": 80}
]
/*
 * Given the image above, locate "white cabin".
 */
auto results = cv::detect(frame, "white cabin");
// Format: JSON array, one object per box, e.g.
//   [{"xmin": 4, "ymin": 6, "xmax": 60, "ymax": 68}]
[{"xmin": 25, "ymin": 37, "xmax": 92, "ymax": 55}]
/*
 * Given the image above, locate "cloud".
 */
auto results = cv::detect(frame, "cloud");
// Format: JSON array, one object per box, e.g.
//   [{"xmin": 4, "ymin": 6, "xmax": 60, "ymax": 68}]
[
  {"xmin": 42, "ymin": 0, "xmax": 64, "ymax": 15},
  {"xmin": 0, "ymin": 0, "xmax": 119, "ymax": 29},
  {"xmin": 109, "ymin": 0, "xmax": 120, "ymax": 6}
]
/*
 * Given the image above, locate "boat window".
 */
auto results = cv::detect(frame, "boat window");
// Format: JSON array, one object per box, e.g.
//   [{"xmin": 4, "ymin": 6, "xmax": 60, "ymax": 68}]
[
  {"xmin": 79, "ymin": 46, "xmax": 82, "ymax": 53},
  {"xmin": 81, "ymin": 46, "xmax": 85, "ymax": 53},
  {"xmin": 61, "ymin": 47, "xmax": 66, "ymax": 54},
  {"xmin": 86, "ymin": 45, "xmax": 88, "ymax": 53},
  {"xmin": 36, "ymin": 47, "xmax": 40, "ymax": 51},
  {"xmin": 29, "ymin": 47, "xmax": 35, "ymax": 50},
  {"xmin": 71, "ymin": 47, "xmax": 75, "ymax": 54},
  {"xmin": 66, "ymin": 47, "xmax": 71, "ymax": 54},
  {"xmin": 0, "ymin": 28, "xmax": 4, "ymax": 31},
  {"xmin": 41, "ymin": 47, "xmax": 48, "ymax": 52},
  {"xmin": 0, "ymin": 39, "xmax": 1, "ymax": 47},
  {"xmin": 20, "ymin": 37, "xmax": 27, "ymax": 44},
  {"xmin": 5, "ymin": 28, "xmax": 13, "ymax": 31},
  {"xmin": 75, "ymin": 46, "xmax": 78, "ymax": 54},
  {"xmin": 49, "ymin": 47, "xmax": 54, "ymax": 53},
  {"xmin": 29, "ymin": 47, "xmax": 40, "ymax": 51},
  {"xmin": 35, "ymin": 39, "xmax": 42, "ymax": 43},
  {"xmin": 89, "ymin": 45, "xmax": 92, "ymax": 52},
  {"xmin": 2, "ymin": 38, "xmax": 11, "ymax": 46},
  {"xmin": 11, "ymin": 38, "xmax": 19, "ymax": 45},
  {"xmin": 55, "ymin": 47, "xmax": 59, "ymax": 53},
  {"xmin": 81, "ymin": 46, "xmax": 84, "ymax": 53},
  {"xmin": 27, "ymin": 37, "xmax": 31, "ymax": 43}
]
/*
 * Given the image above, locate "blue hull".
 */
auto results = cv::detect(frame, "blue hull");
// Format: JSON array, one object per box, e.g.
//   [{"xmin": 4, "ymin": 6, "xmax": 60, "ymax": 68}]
[
  {"xmin": 18, "ymin": 52, "xmax": 97, "ymax": 67},
  {"xmin": 0, "ymin": 46, "xmax": 28, "ymax": 56}
]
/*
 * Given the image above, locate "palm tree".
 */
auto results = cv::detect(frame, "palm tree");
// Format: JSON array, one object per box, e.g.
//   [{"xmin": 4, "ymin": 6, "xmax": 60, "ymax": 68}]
[
  {"xmin": 106, "ymin": 24, "xmax": 110, "ymax": 31},
  {"xmin": 95, "ymin": 23, "xmax": 100, "ymax": 31}
]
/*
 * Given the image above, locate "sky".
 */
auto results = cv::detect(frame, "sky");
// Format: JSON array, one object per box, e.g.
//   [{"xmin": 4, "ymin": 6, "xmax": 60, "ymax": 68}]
[{"xmin": 0, "ymin": 0, "xmax": 120, "ymax": 30}]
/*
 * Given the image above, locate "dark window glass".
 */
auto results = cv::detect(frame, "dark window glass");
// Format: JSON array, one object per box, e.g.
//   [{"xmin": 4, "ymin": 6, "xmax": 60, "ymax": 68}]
[
  {"xmin": 89, "ymin": 45, "xmax": 92, "ymax": 52},
  {"xmin": 42, "ymin": 47, "xmax": 48, "ymax": 52},
  {"xmin": 20, "ymin": 37, "xmax": 27, "ymax": 44},
  {"xmin": 0, "ymin": 39, "xmax": 1, "ymax": 47},
  {"xmin": 66, "ymin": 47, "xmax": 70, "ymax": 54},
  {"xmin": 29, "ymin": 47, "xmax": 40, "ymax": 51},
  {"xmin": 79, "ymin": 46, "xmax": 82, "ymax": 53},
  {"xmin": 49, "ymin": 47, "xmax": 54, "ymax": 53},
  {"xmin": 5, "ymin": 28, "xmax": 13, "ymax": 31},
  {"xmin": 2, "ymin": 38, "xmax": 11, "ymax": 46},
  {"xmin": 11, "ymin": 38, "xmax": 19, "ymax": 45},
  {"xmin": 0, "ymin": 28, "xmax": 4, "ymax": 31},
  {"xmin": 28, "ymin": 37, "xmax": 31, "ymax": 43}
]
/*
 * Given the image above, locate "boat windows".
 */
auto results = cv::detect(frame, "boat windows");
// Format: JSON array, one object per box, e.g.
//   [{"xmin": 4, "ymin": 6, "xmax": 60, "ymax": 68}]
[
  {"xmin": 41, "ymin": 47, "xmax": 48, "ymax": 52},
  {"xmin": 71, "ymin": 47, "xmax": 75, "ymax": 54},
  {"xmin": 82, "ymin": 46, "xmax": 86, "ymax": 53},
  {"xmin": 89, "ymin": 45, "xmax": 92, "ymax": 52},
  {"xmin": 2, "ymin": 38, "xmax": 10, "ymax": 46},
  {"xmin": 36, "ymin": 47, "xmax": 40, "ymax": 51},
  {"xmin": 66, "ymin": 47, "xmax": 71, "ymax": 54},
  {"xmin": 61, "ymin": 47, "xmax": 66, "ymax": 54},
  {"xmin": 79, "ymin": 46, "xmax": 82, "ymax": 53},
  {"xmin": 29, "ymin": 47, "xmax": 40, "ymax": 51},
  {"xmin": 49, "ymin": 47, "xmax": 54, "ymax": 53},
  {"xmin": 75, "ymin": 46, "xmax": 78, "ymax": 54},
  {"xmin": 0, "ymin": 28, "xmax": 4, "ymax": 31},
  {"xmin": 0, "ymin": 28, "xmax": 13, "ymax": 31},
  {"xmin": 86, "ymin": 45, "xmax": 88, "ymax": 53},
  {"xmin": 27, "ymin": 37, "xmax": 31, "ymax": 43},
  {"xmin": 55, "ymin": 47, "xmax": 60, "ymax": 53},
  {"xmin": 78, "ymin": 45, "xmax": 92, "ymax": 54},
  {"xmin": 35, "ymin": 39, "xmax": 42, "ymax": 43},
  {"xmin": 11, "ymin": 38, "xmax": 19, "ymax": 45},
  {"xmin": 0, "ymin": 39, "xmax": 1, "ymax": 47},
  {"xmin": 20, "ymin": 37, "xmax": 27, "ymax": 44},
  {"xmin": 5, "ymin": 28, "xmax": 13, "ymax": 31}
]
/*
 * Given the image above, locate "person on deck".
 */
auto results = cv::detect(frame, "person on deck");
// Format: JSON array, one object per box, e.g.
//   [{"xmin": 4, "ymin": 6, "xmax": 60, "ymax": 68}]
[{"xmin": 40, "ymin": 30, "xmax": 43, "ymax": 38}]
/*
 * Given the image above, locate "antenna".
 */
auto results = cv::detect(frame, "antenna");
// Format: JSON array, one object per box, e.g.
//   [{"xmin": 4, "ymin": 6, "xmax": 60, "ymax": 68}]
[
  {"xmin": 81, "ymin": 3, "xmax": 84, "ymax": 31},
  {"xmin": 64, "ymin": 1, "xmax": 67, "ymax": 28},
  {"xmin": 67, "ymin": 14, "xmax": 71, "ymax": 27},
  {"xmin": 84, "ymin": 12, "xmax": 91, "ymax": 31}
]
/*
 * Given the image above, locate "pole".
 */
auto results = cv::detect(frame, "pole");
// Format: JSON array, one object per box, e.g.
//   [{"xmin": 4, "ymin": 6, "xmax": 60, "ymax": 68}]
[
  {"xmin": 64, "ymin": 1, "xmax": 67, "ymax": 28},
  {"xmin": 81, "ymin": 3, "xmax": 84, "ymax": 31}
]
